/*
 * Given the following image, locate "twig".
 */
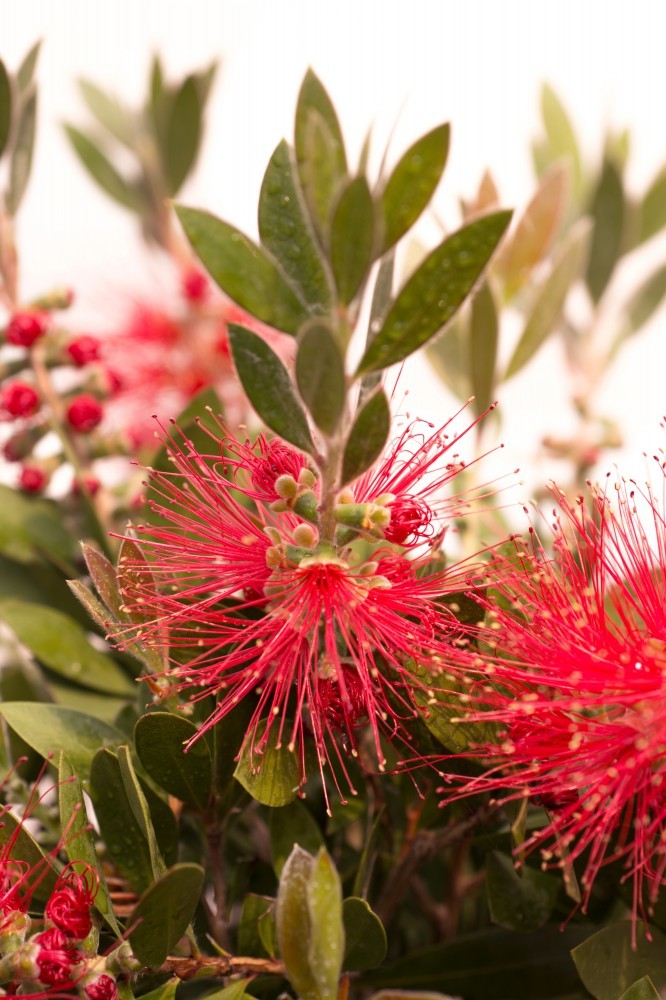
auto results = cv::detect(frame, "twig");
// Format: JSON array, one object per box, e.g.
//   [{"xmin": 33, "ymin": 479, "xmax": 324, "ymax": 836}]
[{"xmin": 160, "ymin": 954, "xmax": 284, "ymax": 980}]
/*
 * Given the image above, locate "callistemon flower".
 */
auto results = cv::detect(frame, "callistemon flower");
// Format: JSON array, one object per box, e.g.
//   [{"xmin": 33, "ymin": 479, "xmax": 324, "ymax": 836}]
[
  {"xmin": 44, "ymin": 866, "xmax": 97, "ymax": 941},
  {"xmin": 444, "ymin": 473, "xmax": 666, "ymax": 926},
  {"xmin": 114, "ymin": 416, "xmax": 484, "ymax": 807}
]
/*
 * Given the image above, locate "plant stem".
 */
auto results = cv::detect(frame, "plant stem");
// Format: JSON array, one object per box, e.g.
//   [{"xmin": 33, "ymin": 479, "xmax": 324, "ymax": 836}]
[
  {"xmin": 160, "ymin": 955, "xmax": 284, "ymax": 980},
  {"xmin": 204, "ymin": 817, "xmax": 231, "ymax": 951}
]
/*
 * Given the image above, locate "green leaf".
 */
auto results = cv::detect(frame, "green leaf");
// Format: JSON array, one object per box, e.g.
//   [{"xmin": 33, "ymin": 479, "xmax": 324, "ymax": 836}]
[
  {"xmin": 294, "ymin": 69, "xmax": 347, "ymax": 236},
  {"xmin": 16, "ymin": 41, "xmax": 41, "ymax": 93},
  {"xmin": 269, "ymin": 800, "xmax": 323, "ymax": 876},
  {"xmin": 500, "ymin": 161, "xmax": 570, "ymax": 299},
  {"xmin": 380, "ymin": 124, "xmax": 450, "ymax": 251},
  {"xmin": 505, "ymin": 218, "xmax": 591, "ymax": 379},
  {"xmin": 357, "ymin": 211, "xmax": 512, "ymax": 374},
  {"xmin": 469, "ymin": 280, "xmax": 498, "ymax": 419},
  {"xmin": 330, "ymin": 175, "xmax": 375, "ymax": 304},
  {"xmin": 362, "ymin": 924, "xmax": 590, "ymax": 997},
  {"xmin": 541, "ymin": 84, "xmax": 582, "ymax": 200},
  {"xmin": 135, "ymin": 711, "xmax": 212, "ymax": 810},
  {"xmin": 306, "ymin": 849, "xmax": 345, "ymax": 1000},
  {"xmin": 0, "ymin": 600, "xmax": 134, "ymax": 695},
  {"xmin": 407, "ymin": 656, "xmax": 496, "ymax": 753},
  {"xmin": 295, "ymin": 319, "xmax": 346, "ymax": 435},
  {"xmin": 238, "ymin": 894, "xmax": 276, "ymax": 958},
  {"xmin": 234, "ymin": 718, "xmax": 299, "ymax": 807},
  {"xmin": 228, "ymin": 324, "xmax": 314, "ymax": 454},
  {"xmin": 612, "ymin": 263, "xmax": 666, "ymax": 356},
  {"xmin": 89, "ymin": 748, "xmax": 157, "ymax": 892},
  {"xmin": 572, "ymin": 923, "xmax": 666, "ymax": 1000},
  {"xmin": 586, "ymin": 156, "xmax": 625, "ymax": 302},
  {"xmin": 0, "ymin": 485, "xmax": 76, "ymax": 568},
  {"xmin": 0, "ymin": 810, "xmax": 59, "ymax": 901},
  {"xmin": 7, "ymin": 87, "xmax": 37, "ymax": 215},
  {"xmin": 64, "ymin": 125, "xmax": 139, "ymax": 211},
  {"xmin": 78, "ymin": 79, "xmax": 134, "ymax": 146},
  {"xmin": 193, "ymin": 60, "xmax": 218, "ymax": 106},
  {"xmin": 619, "ymin": 977, "xmax": 661, "ymax": 1000},
  {"xmin": 341, "ymin": 388, "xmax": 390, "ymax": 486},
  {"xmin": 202, "ymin": 981, "xmax": 254, "ymax": 1000},
  {"xmin": 0, "ymin": 702, "xmax": 124, "ymax": 777},
  {"xmin": 485, "ymin": 851, "xmax": 560, "ymax": 933},
  {"xmin": 175, "ymin": 205, "xmax": 310, "ymax": 334},
  {"xmin": 128, "ymin": 863, "xmax": 204, "ymax": 967},
  {"xmin": 342, "ymin": 897, "xmax": 387, "ymax": 972},
  {"xmin": 639, "ymin": 167, "xmax": 666, "ymax": 244},
  {"xmin": 0, "ymin": 60, "xmax": 11, "ymax": 159},
  {"xmin": 259, "ymin": 139, "xmax": 334, "ymax": 313},
  {"xmin": 358, "ymin": 252, "xmax": 395, "ymax": 406},
  {"xmin": 165, "ymin": 75, "xmax": 201, "ymax": 195},
  {"xmin": 81, "ymin": 542, "xmax": 125, "ymax": 619},
  {"xmin": 117, "ymin": 744, "xmax": 167, "ymax": 879},
  {"xmin": 136, "ymin": 980, "xmax": 179, "ymax": 1000},
  {"xmin": 58, "ymin": 751, "xmax": 121, "ymax": 935}
]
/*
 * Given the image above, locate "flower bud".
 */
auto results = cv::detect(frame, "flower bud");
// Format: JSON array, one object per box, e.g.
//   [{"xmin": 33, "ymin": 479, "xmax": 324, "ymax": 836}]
[
  {"xmin": 66, "ymin": 394, "xmax": 103, "ymax": 433},
  {"xmin": 293, "ymin": 523, "xmax": 318, "ymax": 548},
  {"xmin": 84, "ymin": 972, "xmax": 118, "ymax": 1000},
  {"xmin": 33, "ymin": 927, "xmax": 83, "ymax": 986},
  {"xmin": 1, "ymin": 381, "xmax": 39, "ymax": 418},
  {"xmin": 6, "ymin": 311, "xmax": 49, "ymax": 347},
  {"xmin": 274, "ymin": 474, "xmax": 298, "ymax": 500},
  {"xmin": 181, "ymin": 267, "xmax": 209, "ymax": 303},
  {"xmin": 66, "ymin": 336, "xmax": 101, "ymax": 367},
  {"xmin": 18, "ymin": 465, "xmax": 48, "ymax": 493}
]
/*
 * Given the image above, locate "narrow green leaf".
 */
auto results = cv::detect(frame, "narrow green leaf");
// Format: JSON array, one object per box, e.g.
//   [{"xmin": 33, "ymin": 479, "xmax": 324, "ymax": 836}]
[
  {"xmin": 485, "ymin": 851, "xmax": 560, "ymax": 933},
  {"xmin": 500, "ymin": 161, "xmax": 570, "ymax": 299},
  {"xmin": 586, "ymin": 156, "xmax": 625, "ymax": 302},
  {"xmin": 295, "ymin": 319, "xmax": 346, "ymax": 435},
  {"xmin": 238, "ymin": 894, "xmax": 276, "ymax": 958},
  {"xmin": 165, "ymin": 75, "xmax": 201, "ymax": 195},
  {"xmin": 90, "ymin": 748, "xmax": 155, "ymax": 892},
  {"xmin": 228, "ymin": 323, "xmax": 314, "ymax": 454},
  {"xmin": 259, "ymin": 139, "xmax": 334, "ymax": 312},
  {"xmin": 64, "ymin": 125, "xmax": 139, "ymax": 211},
  {"xmin": 505, "ymin": 218, "xmax": 591, "ymax": 379},
  {"xmin": 128, "ymin": 863, "xmax": 204, "ymax": 967},
  {"xmin": 330, "ymin": 175, "xmax": 375, "ymax": 304},
  {"xmin": 0, "ymin": 600, "xmax": 134, "ymax": 695},
  {"xmin": 469, "ymin": 280, "xmax": 498, "ymax": 419},
  {"xmin": 149, "ymin": 54, "xmax": 168, "ymax": 148},
  {"xmin": 358, "ymin": 252, "xmax": 395, "ymax": 406},
  {"xmin": 0, "ymin": 484, "xmax": 75, "ymax": 568},
  {"xmin": 572, "ymin": 922, "xmax": 666, "ymax": 1000},
  {"xmin": 276, "ymin": 847, "xmax": 318, "ymax": 1000},
  {"xmin": 307, "ymin": 849, "xmax": 345, "ymax": 1000},
  {"xmin": 619, "ymin": 977, "xmax": 661, "ymax": 1000},
  {"xmin": 234, "ymin": 718, "xmax": 299, "ymax": 807},
  {"xmin": 341, "ymin": 388, "xmax": 390, "ymax": 486},
  {"xmin": 7, "ymin": 88, "xmax": 37, "ymax": 215},
  {"xmin": 342, "ymin": 898, "xmax": 387, "ymax": 972},
  {"xmin": 193, "ymin": 60, "xmax": 218, "ymax": 106},
  {"xmin": 612, "ymin": 264, "xmax": 666, "ymax": 356},
  {"xmin": 175, "ymin": 204, "xmax": 309, "ymax": 334},
  {"xmin": 16, "ymin": 41, "xmax": 41, "ymax": 93},
  {"xmin": 58, "ymin": 751, "xmax": 121, "ymax": 935},
  {"xmin": 0, "ymin": 811, "xmax": 58, "ymax": 901},
  {"xmin": 78, "ymin": 79, "xmax": 134, "ymax": 146},
  {"xmin": 541, "ymin": 84, "xmax": 582, "ymax": 199},
  {"xmin": 202, "ymin": 981, "xmax": 254, "ymax": 1000},
  {"xmin": 135, "ymin": 712, "xmax": 212, "ymax": 810},
  {"xmin": 0, "ymin": 702, "xmax": 124, "ymax": 777},
  {"xmin": 0, "ymin": 60, "xmax": 11, "ymax": 159},
  {"xmin": 357, "ymin": 211, "xmax": 512, "ymax": 374},
  {"xmin": 380, "ymin": 124, "xmax": 450, "ymax": 251},
  {"xmin": 136, "ymin": 980, "xmax": 179, "ymax": 1000},
  {"xmin": 295, "ymin": 69, "xmax": 347, "ymax": 235},
  {"xmin": 81, "ymin": 542, "xmax": 124, "ymax": 619},
  {"xmin": 639, "ymin": 167, "xmax": 666, "ymax": 244},
  {"xmin": 117, "ymin": 744, "xmax": 166, "ymax": 879},
  {"xmin": 269, "ymin": 800, "xmax": 323, "ymax": 876}
]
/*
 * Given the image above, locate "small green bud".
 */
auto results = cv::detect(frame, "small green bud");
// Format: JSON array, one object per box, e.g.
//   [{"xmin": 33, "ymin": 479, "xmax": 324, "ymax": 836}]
[
  {"xmin": 275, "ymin": 474, "xmax": 298, "ymax": 499},
  {"xmin": 298, "ymin": 467, "xmax": 317, "ymax": 489},
  {"xmin": 293, "ymin": 489, "xmax": 319, "ymax": 524},
  {"xmin": 293, "ymin": 523, "xmax": 319, "ymax": 548}
]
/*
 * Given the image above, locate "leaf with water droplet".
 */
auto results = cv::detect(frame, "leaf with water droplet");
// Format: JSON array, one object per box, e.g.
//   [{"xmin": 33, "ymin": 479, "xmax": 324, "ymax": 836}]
[
  {"xmin": 294, "ymin": 70, "xmax": 347, "ymax": 238},
  {"xmin": 234, "ymin": 717, "xmax": 299, "ymax": 807},
  {"xmin": 380, "ymin": 124, "xmax": 450, "ymax": 251},
  {"xmin": 229, "ymin": 324, "xmax": 315, "ymax": 455},
  {"xmin": 295, "ymin": 318, "xmax": 346, "ymax": 435},
  {"xmin": 341, "ymin": 387, "xmax": 390, "ymax": 486},
  {"xmin": 356, "ymin": 211, "xmax": 512, "ymax": 374},
  {"xmin": 330, "ymin": 175, "xmax": 375, "ymax": 304},
  {"xmin": 175, "ymin": 205, "xmax": 310, "ymax": 334}
]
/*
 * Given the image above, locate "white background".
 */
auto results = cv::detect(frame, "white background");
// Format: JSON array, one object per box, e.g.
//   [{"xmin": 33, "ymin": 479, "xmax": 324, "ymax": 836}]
[{"xmin": 3, "ymin": 0, "xmax": 666, "ymax": 495}]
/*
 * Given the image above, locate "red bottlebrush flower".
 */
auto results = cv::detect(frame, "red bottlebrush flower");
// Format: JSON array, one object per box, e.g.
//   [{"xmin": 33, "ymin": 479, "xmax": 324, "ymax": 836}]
[
  {"xmin": 66, "ymin": 335, "xmax": 101, "ymax": 367},
  {"xmin": 44, "ymin": 865, "xmax": 97, "ymax": 940},
  {"xmin": 442, "ymin": 473, "xmax": 666, "ymax": 928},
  {"xmin": 66, "ymin": 394, "xmax": 103, "ymax": 433},
  {"xmin": 6, "ymin": 311, "xmax": 49, "ymax": 347},
  {"xmin": 112, "ymin": 418, "xmax": 481, "ymax": 808},
  {"xmin": 181, "ymin": 266, "xmax": 209, "ymax": 303},
  {"xmin": 85, "ymin": 973, "xmax": 118, "ymax": 1000},
  {"xmin": 18, "ymin": 465, "xmax": 47, "ymax": 493},
  {"xmin": 353, "ymin": 403, "xmax": 496, "ymax": 548},
  {"xmin": 33, "ymin": 927, "xmax": 83, "ymax": 986},
  {"xmin": 1, "ymin": 381, "xmax": 40, "ymax": 418}
]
